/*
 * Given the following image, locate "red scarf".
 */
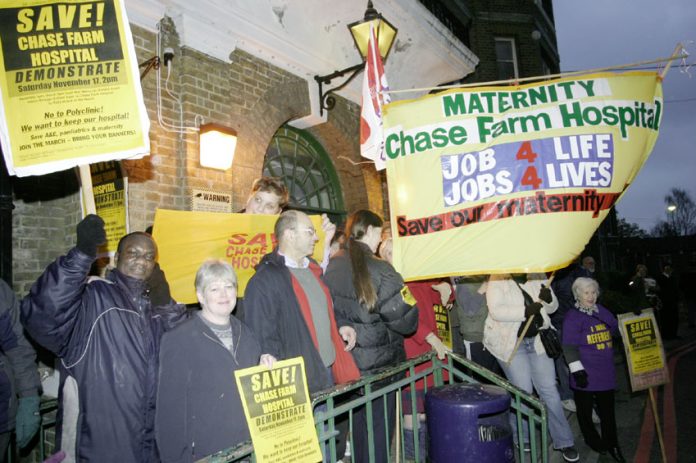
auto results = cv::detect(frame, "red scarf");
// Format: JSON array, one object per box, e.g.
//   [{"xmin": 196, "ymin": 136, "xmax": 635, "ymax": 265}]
[{"xmin": 289, "ymin": 262, "xmax": 360, "ymax": 384}]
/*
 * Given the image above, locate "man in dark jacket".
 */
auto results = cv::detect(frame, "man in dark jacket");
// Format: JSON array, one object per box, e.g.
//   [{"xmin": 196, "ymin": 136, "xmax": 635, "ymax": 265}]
[
  {"xmin": 245, "ymin": 210, "xmax": 357, "ymax": 395},
  {"xmin": 1, "ymin": 279, "xmax": 41, "ymax": 460},
  {"xmin": 20, "ymin": 215, "xmax": 186, "ymax": 462}
]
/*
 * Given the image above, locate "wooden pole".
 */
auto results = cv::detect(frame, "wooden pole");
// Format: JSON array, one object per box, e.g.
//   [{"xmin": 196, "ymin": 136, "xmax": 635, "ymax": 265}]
[
  {"xmin": 660, "ymin": 43, "xmax": 685, "ymax": 79},
  {"xmin": 648, "ymin": 387, "xmax": 668, "ymax": 463},
  {"xmin": 395, "ymin": 393, "xmax": 401, "ymax": 463},
  {"xmin": 78, "ymin": 164, "xmax": 96, "ymax": 215}
]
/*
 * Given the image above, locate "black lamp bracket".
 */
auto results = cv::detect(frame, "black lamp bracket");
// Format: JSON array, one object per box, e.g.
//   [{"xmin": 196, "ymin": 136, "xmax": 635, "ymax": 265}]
[
  {"xmin": 139, "ymin": 55, "xmax": 160, "ymax": 81},
  {"xmin": 314, "ymin": 62, "xmax": 365, "ymax": 116}
]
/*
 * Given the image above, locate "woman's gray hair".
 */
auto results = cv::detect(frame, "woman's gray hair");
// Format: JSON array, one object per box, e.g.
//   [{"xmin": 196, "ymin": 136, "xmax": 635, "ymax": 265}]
[
  {"xmin": 571, "ymin": 277, "xmax": 599, "ymax": 300},
  {"xmin": 195, "ymin": 259, "xmax": 237, "ymax": 293}
]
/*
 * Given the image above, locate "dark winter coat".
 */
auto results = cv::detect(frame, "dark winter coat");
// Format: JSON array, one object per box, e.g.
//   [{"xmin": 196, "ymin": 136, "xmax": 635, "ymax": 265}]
[
  {"xmin": 20, "ymin": 248, "xmax": 186, "ymax": 463},
  {"xmin": 156, "ymin": 313, "xmax": 261, "ymax": 462},
  {"xmin": 323, "ymin": 242, "xmax": 419, "ymax": 376},
  {"xmin": 244, "ymin": 251, "xmax": 334, "ymax": 394},
  {"xmin": 551, "ymin": 264, "xmax": 593, "ymax": 324},
  {"xmin": 0, "ymin": 279, "xmax": 40, "ymax": 434}
]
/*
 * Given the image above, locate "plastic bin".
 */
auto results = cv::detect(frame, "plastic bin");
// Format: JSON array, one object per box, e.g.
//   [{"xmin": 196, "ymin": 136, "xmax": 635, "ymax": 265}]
[{"xmin": 425, "ymin": 383, "xmax": 514, "ymax": 462}]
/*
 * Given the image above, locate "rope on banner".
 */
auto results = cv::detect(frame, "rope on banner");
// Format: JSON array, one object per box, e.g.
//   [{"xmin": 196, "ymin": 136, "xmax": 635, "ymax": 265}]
[{"xmin": 385, "ymin": 44, "xmax": 689, "ymax": 96}]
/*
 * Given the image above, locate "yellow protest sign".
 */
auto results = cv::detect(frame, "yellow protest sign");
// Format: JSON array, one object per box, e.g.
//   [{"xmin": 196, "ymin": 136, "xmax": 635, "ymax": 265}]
[
  {"xmin": 618, "ymin": 309, "xmax": 668, "ymax": 391},
  {"xmin": 383, "ymin": 72, "xmax": 662, "ymax": 279},
  {"xmin": 235, "ymin": 357, "xmax": 322, "ymax": 463},
  {"xmin": 0, "ymin": 0, "xmax": 150, "ymax": 177},
  {"xmin": 152, "ymin": 209, "xmax": 325, "ymax": 303},
  {"xmin": 433, "ymin": 303, "xmax": 452, "ymax": 349},
  {"xmin": 88, "ymin": 161, "xmax": 127, "ymax": 255}
]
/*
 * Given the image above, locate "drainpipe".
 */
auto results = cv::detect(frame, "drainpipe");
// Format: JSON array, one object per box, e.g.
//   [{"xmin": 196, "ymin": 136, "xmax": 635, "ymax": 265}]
[{"xmin": 0, "ymin": 152, "xmax": 12, "ymax": 286}]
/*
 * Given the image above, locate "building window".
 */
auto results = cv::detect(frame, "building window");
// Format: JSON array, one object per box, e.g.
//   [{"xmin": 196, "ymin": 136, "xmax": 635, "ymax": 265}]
[
  {"xmin": 263, "ymin": 126, "xmax": 345, "ymax": 219},
  {"xmin": 495, "ymin": 37, "xmax": 518, "ymax": 80}
]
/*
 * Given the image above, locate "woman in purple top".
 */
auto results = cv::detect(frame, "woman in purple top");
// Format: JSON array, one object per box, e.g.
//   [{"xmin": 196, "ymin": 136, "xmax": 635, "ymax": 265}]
[{"xmin": 562, "ymin": 277, "xmax": 625, "ymax": 462}]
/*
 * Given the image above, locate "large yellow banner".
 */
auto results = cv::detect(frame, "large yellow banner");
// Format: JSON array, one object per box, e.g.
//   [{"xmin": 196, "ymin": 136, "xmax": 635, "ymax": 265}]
[
  {"xmin": 0, "ymin": 0, "xmax": 149, "ymax": 177},
  {"xmin": 384, "ymin": 72, "xmax": 662, "ymax": 280},
  {"xmin": 153, "ymin": 209, "xmax": 326, "ymax": 304}
]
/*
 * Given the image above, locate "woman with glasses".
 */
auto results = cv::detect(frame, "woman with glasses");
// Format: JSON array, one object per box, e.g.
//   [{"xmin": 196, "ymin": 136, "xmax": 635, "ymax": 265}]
[{"xmin": 323, "ymin": 209, "xmax": 419, "ymax": 463}]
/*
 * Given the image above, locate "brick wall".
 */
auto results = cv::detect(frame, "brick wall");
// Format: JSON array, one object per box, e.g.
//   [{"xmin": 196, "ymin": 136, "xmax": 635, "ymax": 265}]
[{"xmin": 462, "ymin": 0, "xmax": 559, "ymax": 83}]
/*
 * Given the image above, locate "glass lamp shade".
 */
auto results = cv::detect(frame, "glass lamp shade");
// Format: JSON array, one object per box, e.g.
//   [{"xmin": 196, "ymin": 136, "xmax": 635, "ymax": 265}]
[
  {"xmin": 348, "ymin": 14, "xmax": 397, "ymax": 60},
  {"xmin": 199, "ymin": 123, "xmax": 237, "ymax": 170}
]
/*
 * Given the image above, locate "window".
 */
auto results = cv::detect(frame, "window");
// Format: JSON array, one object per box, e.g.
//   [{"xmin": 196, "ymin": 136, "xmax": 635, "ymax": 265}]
[
  {"xmin": 495, "ymin": 37, "xmax": 518, "ymax": 80},
  {"xmin": 263, "ymin": 126, "xmax": 345, "ymax": 220}
]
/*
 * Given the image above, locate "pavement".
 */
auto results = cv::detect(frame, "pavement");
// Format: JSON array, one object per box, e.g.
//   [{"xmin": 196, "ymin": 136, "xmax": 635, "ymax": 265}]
[{"xmin": 545, "ymin": 322, "xmax": 696, "ymax": 463}]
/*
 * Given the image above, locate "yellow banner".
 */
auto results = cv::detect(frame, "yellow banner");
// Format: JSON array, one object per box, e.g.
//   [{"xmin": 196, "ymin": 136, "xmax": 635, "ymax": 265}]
[
  {"xmin": 618, "ymin": 309, "xmax": 668, "ymax": 391},
  {"xmin": 0, "ymin": 0, "xmax": 150, "ymax": 177},
  {"xmin": 383, "ymin": 72, "xmax": 662, "ymax": 279},
  {"xmin": 234, "ymin": 357, "xmax": 322, "ymax": 463},
  {"xmin": 89, "ymin": 161, "xmax": 127, "ymax": 255},
  {"xmin": 152, "ymin": 209, "xmax": 325, "ymax": 304}
]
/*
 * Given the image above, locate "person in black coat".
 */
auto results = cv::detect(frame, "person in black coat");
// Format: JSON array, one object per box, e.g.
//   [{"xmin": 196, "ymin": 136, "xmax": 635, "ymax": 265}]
[
  {"xmin": 21, "ymin": 216, "xmax": 186, "ymax": 463},
  {"xmin": 156, "ymin": 259, "xmax": 275, "ymax": 462},
  {"xmin": 323, "ymin": 210, "xmax": 419, "ymax": 463}
]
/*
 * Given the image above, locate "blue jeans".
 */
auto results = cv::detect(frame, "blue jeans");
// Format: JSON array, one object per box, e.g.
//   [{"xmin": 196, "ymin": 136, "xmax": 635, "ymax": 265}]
[
  {"xmin": 553, "ymin": 326, "xmax": 573, "ymax": 401},
  {"xmin": 498, "ymin": 338, "xmax": 575, "ymax": 450}
]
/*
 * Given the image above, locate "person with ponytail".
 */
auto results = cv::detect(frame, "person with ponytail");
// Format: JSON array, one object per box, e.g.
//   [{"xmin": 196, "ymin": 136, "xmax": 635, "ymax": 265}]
[{"xmin": 323, "ymin": 210, "xmax": 419, "ymax": 463}]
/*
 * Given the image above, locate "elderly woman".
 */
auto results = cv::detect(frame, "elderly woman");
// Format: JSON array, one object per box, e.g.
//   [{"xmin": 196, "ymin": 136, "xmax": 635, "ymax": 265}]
[
  {"xmin": 323, "ymin": 210, "xmax": 419, "ymax": 463},
  {"xmin": 563, "ymin": 277, "xmax": 625, "ymax": 462},
  {"xmin": 484, "ymin": 273, "xmax": 579, "ymax": 462},
  {"xmin": 156, "ymin": 259, "xmax": 274, "ymax": 462}
]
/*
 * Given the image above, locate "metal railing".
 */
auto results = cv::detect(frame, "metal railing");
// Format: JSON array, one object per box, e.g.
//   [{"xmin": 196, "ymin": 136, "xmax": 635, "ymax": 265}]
[{"xmin": 201, "ymin": 352, "xmax": 549, "ymax": 463}]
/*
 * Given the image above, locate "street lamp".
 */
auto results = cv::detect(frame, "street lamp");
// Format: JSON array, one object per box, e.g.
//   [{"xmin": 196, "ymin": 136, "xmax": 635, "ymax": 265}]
[
  {"xmin": 314, "ymin": 1, "xmax": 398, "ymax": 115},
  {"xmin": 667, "ymin": 204, "xmax": 677, "ymax": 212}
]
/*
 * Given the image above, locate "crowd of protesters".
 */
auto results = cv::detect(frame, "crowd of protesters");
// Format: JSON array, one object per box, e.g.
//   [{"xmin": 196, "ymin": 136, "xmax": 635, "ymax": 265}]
[{"xmin": 3, "ymin": 175, "xmax": 691, "ymax": 463}]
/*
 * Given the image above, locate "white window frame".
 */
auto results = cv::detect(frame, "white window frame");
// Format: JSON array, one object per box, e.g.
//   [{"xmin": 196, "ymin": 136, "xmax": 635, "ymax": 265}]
[{"xmin": 494, "ymin": 37, "xmax": 519, "ymax": 80}]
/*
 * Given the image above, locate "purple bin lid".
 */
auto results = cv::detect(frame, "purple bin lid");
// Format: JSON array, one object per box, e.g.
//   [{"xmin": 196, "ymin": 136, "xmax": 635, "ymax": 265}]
[{"xmin": 426, "ymin": 383, "xmax": 510, "ymax": 415}]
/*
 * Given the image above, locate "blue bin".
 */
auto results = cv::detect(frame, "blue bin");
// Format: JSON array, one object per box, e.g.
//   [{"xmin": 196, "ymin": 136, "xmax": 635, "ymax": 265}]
[{"xmin": 425, "ymin": 383, "xmax": 514, "ymax": 462}]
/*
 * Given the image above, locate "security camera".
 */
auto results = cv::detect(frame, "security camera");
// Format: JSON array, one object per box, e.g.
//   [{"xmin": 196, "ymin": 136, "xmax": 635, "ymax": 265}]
[{"xmin": 163, "ymin": 48, "xmax": 175, "ymax": 66}]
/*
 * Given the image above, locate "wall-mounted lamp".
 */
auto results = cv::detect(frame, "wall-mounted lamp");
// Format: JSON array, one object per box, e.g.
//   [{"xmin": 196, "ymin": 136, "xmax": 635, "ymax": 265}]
[
  {"xmin": 314, "ymin": 1, "xmax": 397, "ymax": 115},
  {"xmin": 199, "ymin": 123, "xmax": 237, "ymax": 170}
]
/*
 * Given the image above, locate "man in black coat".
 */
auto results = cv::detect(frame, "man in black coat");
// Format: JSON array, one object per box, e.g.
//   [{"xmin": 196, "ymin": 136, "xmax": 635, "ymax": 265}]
[
  {"xmin": 21, "ymin": 215, "xmax": 186, "ymax": 462},
  {"xmin": 245, "ymin": 210, "xmax": 356, "ymax": 394},
  {"xmin": 657, "ymin": 264, "xmax": 680, "ymax": 339}
]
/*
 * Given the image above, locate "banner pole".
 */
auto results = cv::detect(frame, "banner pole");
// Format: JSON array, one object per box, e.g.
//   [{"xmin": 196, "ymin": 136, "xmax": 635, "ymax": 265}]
[
  {"xmin": 648, "ymin": 387, "xmax": 668, "ymax": 462},
  {"xmin": 78, "ymin": 164, "xmax": 96, "ymax": 215},
  {"xmin": 395, "ymin": 394, "xmax": 401, "ymax": 463},
  {"xmin": 660, "ymin": 43, "xmax": 685, "ymax": 79}
]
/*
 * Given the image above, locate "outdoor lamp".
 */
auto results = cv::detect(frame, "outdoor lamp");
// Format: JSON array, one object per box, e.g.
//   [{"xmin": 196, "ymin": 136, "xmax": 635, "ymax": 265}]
[
  {"xmin": 314, "ymin": 1, "xmax": 398, "ymax": 115},
  {"xmin": 199, "ymin": 123, "xmax": 237, "ymax": 170},
  {"xmin": 348, "ymin": 1, "xmax": 397, "ymax": 61}
]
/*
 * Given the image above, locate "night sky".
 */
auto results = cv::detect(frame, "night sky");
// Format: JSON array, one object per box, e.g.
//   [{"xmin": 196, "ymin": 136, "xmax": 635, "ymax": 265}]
[{"xmin": 553, "ymin": 0, "xmax": 696, "ymax": 232}]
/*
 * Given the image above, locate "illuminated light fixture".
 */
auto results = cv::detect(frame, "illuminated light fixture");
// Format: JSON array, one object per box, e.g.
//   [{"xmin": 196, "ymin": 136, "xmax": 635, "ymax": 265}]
[
  {"xmin": 199, "ymin": 123, "xmax": 237, "ymax": 170},
  {"xmin": 314, "ymin": 1, "xmax": 398, "ymax": 115}
]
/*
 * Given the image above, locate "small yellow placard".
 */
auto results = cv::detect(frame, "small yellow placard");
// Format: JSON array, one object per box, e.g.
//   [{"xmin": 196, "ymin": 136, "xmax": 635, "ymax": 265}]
[{"xmin": 234, "ymin": 357, "xmax": 322, "ymax": 463}]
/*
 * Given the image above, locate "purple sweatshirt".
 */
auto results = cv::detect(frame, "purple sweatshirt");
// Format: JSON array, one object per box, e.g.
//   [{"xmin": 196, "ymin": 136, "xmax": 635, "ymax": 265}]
[{"xmin": 562, "ymin": 304, "xmax": 618, "ymax": 391}]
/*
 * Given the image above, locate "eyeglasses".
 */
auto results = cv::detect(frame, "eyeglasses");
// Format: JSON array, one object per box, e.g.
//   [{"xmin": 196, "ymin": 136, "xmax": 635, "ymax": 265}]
[{"xmin": 294, "ymin": 226, "xmax": 317, "ymax": 237}]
